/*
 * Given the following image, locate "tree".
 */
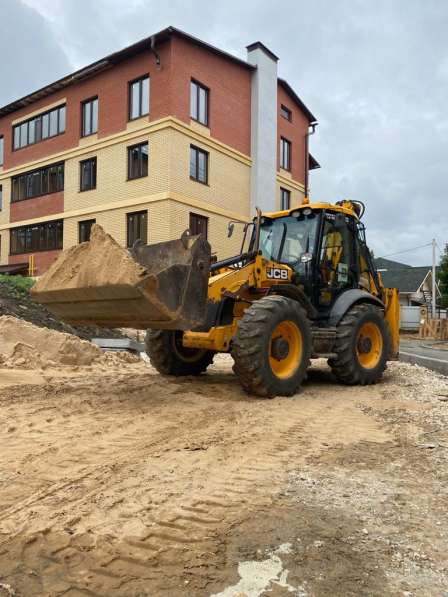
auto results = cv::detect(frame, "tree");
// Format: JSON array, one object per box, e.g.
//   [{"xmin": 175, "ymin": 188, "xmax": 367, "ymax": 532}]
[{"xmin": 438, "ymin": 244, "xmax": 448, "ymax": 308}]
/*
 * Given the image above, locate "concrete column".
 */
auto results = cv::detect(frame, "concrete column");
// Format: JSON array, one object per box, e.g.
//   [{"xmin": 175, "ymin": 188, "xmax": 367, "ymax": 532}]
[{"xmin": 246, "ymin": 42, "xmax": 278, "ymax": 214}]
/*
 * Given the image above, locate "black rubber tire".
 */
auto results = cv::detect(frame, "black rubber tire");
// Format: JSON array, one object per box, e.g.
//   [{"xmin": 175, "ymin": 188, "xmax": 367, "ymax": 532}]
[
  {"xmin": 328, "ymin": 303, "xmax": 391, "ymax": 385},
  {"xmin": 146, "ymin": 330, "xmax": 214, "ymax": 376},
  {"xmin": 231, "ymin": 295, "xmax": 312, "ymax": 398}
]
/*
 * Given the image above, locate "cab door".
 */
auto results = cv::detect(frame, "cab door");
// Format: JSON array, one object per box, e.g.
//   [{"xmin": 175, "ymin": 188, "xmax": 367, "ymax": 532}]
[{"xmin": 316, "ymin": 213, "xmax": 357, "ymax": 308}]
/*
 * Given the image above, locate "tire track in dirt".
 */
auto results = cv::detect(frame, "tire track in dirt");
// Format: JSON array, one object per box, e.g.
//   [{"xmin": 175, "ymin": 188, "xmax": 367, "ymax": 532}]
[{"xmin": 0, "ymin": 361, "xmax": 395, "ymax": 596}]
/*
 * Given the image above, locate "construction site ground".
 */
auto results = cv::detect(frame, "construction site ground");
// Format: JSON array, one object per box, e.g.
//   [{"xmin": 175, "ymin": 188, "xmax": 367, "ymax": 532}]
[{"xmin": 1, "ymin": 346, "xmax": 448, "ymax": 597}]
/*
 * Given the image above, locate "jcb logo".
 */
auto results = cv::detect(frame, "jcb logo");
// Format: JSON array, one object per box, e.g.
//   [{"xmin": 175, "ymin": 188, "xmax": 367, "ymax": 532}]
[{"xmin": 266, "ymin": 268, "xmax": 288, "ymax": 280}]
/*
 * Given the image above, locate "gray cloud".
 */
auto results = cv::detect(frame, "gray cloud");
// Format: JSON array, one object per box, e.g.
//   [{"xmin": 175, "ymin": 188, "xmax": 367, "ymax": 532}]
[
  {"xmin": 0, "ymin": 0, "xmax": 71, "ymax": 105},
  {"xmin": 5, "ymin": 0, "xmax": 448, "ymax": 265}
]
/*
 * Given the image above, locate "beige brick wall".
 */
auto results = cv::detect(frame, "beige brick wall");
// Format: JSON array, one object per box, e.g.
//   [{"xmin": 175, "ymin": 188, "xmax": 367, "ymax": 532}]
[
  {"xmin": 62, "ymin": 125, "xmax": 250, "ymax": 257},
  {"xmin": 64, "ymin": 129, "xmax": 171, "ymax": 213},
  {"xmin": 276, "ymin": 180, "xmax": 305, "ymax": 211},
  {"xmin": 0, "ymin": 178, "xmax": 11, "ymax": 265},
  {"xmin": 168, "ymin": 129, "xmax": 251, "ymax": 218},
  {"xmin": 64, "ymin": 199, "xmax": 174, "ymax": 249},
  {"xmin": 64, "ymin": 198, "xmax": 245, "ymax": 260},
  {"xmin": 168, "ymin": 200, "xmax": 245, "ymax": 259}
]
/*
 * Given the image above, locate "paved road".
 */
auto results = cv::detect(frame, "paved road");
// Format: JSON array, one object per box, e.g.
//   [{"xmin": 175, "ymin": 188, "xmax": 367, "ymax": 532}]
[{"xmin": 399, "ymin": 339, "xmax": 448, "ymax": 376}]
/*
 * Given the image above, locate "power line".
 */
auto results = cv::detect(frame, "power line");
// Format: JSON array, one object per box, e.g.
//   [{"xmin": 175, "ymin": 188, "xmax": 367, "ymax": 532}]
[{"xmin": 378, "ymin": 242, "xmax": 433, "ymax": 259}]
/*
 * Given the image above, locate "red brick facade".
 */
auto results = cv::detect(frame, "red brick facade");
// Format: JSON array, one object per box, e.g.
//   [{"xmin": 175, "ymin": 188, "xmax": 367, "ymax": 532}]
[
  {"xmin": 9, "ymin": 249, "xmax": 61, "ymax": 276},
  {"xmin": 277, "ymin": 84, "xmax": 309, "ymax": 183},
  {"xmin": 169, "ymin": 36, "xmax": 252, "ymax": 156},
  {"xmin": 10, "ymin": 192, "xmax": 64, "ymax": 223}
]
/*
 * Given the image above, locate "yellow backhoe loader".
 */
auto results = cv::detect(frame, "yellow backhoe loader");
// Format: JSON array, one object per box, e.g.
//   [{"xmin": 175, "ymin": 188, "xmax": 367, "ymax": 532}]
[{"xmin": 32, "ymin": 199, "xmax": 399, "ymax": 397}]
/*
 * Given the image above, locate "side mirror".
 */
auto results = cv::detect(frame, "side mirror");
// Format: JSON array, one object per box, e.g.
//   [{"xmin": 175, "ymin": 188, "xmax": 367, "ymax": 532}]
[
  {"xmin": 300, "ymin": 252, "xmax": 313, "ymax": 264},
  {"xmin": 227, "ymin": 222, "xmax": 235, "ymax": 238}
]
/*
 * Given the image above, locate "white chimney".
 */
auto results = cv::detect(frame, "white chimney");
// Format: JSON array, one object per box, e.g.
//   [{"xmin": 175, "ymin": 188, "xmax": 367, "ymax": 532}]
[{"xmin": 246, "ymin": 42, "xmax": 278, "ymax": 214}]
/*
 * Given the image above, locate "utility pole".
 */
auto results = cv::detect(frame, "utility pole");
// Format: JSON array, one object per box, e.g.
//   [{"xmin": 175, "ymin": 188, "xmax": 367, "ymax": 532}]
[{"xmin": 432, "ymin": 238, "xmax": 437, "ymax": 318}]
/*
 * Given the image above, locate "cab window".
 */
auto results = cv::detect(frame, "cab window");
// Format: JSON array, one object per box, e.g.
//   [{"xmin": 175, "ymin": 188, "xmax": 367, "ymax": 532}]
[{"xmin": 318, "ymin": 215, "xmax": 353, "ymax": 304}]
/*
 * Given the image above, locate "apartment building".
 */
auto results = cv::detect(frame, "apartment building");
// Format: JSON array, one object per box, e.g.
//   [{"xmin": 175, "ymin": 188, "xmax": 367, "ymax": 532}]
[{"xmin": 0, "ymin": 26, "xmax": 318, "ymax": 276}]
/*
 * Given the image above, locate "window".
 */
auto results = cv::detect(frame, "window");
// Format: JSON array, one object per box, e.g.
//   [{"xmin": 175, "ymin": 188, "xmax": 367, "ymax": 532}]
[
  {"xmin": 190, "ymin": 80, "xmax": 209, "ymax": 126},
  {"xmin": 127, "ymin": 211, "xmax": 147, "ymax": 247},
  {"xmin": 127, "ymin": 142, "xmax": 148, "ymax": 179},
  {"xmin": 280, "ymin": 137, "xmax": 291, "ymax": 171},
  {"xmin": 0, "ymin": 136, "xmax": 3, "ymax": 166},
  {"xmin": 10, "ymin": 220, "xmax": 63, "ymax": 255},
  {"xmin": 13, "ymin": 105, "xmax": 66, "ymax": 150},
  {"xmin": 280, "ymin": 104, "xmax": 292, "ymax": 121},
  {"xmin": 11, "ymin": 162, "xmax": 64, "ymax": 202},
  {"xmin": 82, "ymin": 97, "xmax": 98, "ymax": 137},
  {"xmin": 318, "ymin": 216, "xmax": 353, "ymax": 304},
  {"xmin": 280, "ymin": 188, "xmax": 291, "ymax": 210},
  {"xmin": 80, "ymin": 157, "xmax": 97, "ymax": 192},
  {"xmin": 190, "ymin": 145, "xmax": 208, "ymax": 184},
  {"xmin": 78, "ymin": 219, "xmax": 96, "ymax": 243},
  {"xmin": 129, "ymin": 76, "xmax": 149, "ymax": 120},
  {"xmin": 189, "ymin": 212, "xmax": 208, "ymax": 239}
]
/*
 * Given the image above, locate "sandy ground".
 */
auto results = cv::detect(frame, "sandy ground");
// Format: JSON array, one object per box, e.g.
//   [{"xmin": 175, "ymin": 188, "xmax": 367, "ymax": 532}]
[{"xmin": 1, "ymin": 355, "xmax": 448, "ymax": 597}]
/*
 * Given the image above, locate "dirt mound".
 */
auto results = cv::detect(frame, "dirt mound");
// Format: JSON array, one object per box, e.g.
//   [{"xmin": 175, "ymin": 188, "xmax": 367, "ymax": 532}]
[
  {"xmin": 0, "ymin": 315, "xmax": 102, "ymax": 368},
  {"xmin": 32, "ymin": 224, "xmax": 146, "ymax": 293}
]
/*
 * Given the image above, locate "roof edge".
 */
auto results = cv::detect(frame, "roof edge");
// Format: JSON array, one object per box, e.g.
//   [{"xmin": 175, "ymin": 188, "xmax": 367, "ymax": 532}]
[
  {"xmin": 0, "ymin": 25, "xmax": 255, "ymax": 119},
  {"xmin": 278, "ymin": 77, "xmax": 317, "ymax": 123},
  {"xmin": 246, "ymin": 41, "xmax": 279, "ymax": 62}
]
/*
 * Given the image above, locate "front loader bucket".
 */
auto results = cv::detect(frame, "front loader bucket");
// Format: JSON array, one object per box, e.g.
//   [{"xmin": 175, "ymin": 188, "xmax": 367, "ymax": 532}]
[{"xmin": 31, "ymin": 225, "xmax": 211, "ymax": 330}]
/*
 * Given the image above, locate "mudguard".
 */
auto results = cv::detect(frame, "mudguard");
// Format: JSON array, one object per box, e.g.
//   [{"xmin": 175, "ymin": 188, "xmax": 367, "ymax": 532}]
[{"xmin": 328, "ymin": 289, "xmax": 384, "ymax": 327}]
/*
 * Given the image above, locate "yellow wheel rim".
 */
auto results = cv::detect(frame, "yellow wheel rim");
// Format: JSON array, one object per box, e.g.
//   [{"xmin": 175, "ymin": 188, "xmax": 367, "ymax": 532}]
[
  {"xmin": 269, "ymin": 321, "xmax": 303, "ymax": 379},
  {"xmin": 356, "ymin": 322, "xmax": 383, "ymax": 369}
]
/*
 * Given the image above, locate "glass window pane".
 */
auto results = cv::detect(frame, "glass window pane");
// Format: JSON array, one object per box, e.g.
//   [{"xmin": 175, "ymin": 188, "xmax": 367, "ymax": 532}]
[
  {"xmin": 49, "ymin": 110, "xmax": 58, "ymax": 136},
  {"xmin": 28, "ymin": 119, "xmax": 36, "ymax": 144},
  {"xmin": 42, "ymin": 113, "xmax": 49, "ymax": 139},
  {"xmin": 190, "ymin": 147, "xmax": 197, "ymax": 178},
  {"xmin": 32, "ymin": 172, "xmax": 41, "ymax": 197},
  {"xmin": 190, "ymin": 82, "xmax": 198, "ymax": 120},
  {"xmin": 13, "ymin": 127, "xmax": 20, "ymax": 150},
  {"xmin": 139, "ymin": 212, "xmax": 147, "ymax": 244},
  {"xmin": 79, "ymin": 219, "xmax": 95, "ymax": 243},
  {"xmin": 20, "ymin": 123, "xmax": 28, "ymax": 148},
  {"xmin": 81, "ymin": 160, "xmax": 95, "ymax": 191},
  {"xmin": 130, "ymin": 81, "xmax": 140, "ymax": 119},
  {"xmin": 49, "ymin": 166, "xmax": 58, "ymax": 192},
  {"xmin": 141, "ymin": 144, "xmax": 148, "ymax": 176},
  {"xmin": 41, "ymin": 169, "xmax": 49, "ymax": 195},
  {"xmin": 91, "ymin": 99, "xmax": 98, "ymax": 133},
  {"xmin": 198, "ymin": 87, "xmax": 207, "ymax": 124},
  {"xmin": 18, "ymin": 176, "xmax": 26, "ymax": 200},
  {"xmin": 59, "ymin": 106, "xmax": 66, "ymax": 132},
  {"xmin": 57, "ymin": 164, "xmax": 64, "ymax": 191},
  {"xmin": 81, "ymin": 162, "xmax": 87, "ymax": 190},
  {"xmin": 47, "ymin": 223, "xmax": 55, "ymax": 250},
  {"xmin": 198, "ymin": 151, "xmax": 207, "ymax": 182},
  {"xmin": 129, "ymin": 146, "xmax": 139, "ymax": 178},
  {"xmin": 141, "ymin": 78, "xmax": 149, "ymax": 116},
  {"xmin": 83, "ymin": 102, "xmax": 91, "ymax": 136},
  {"xmin": 35, "ymin": 117, "xmax": 42, "ymax": 142}
]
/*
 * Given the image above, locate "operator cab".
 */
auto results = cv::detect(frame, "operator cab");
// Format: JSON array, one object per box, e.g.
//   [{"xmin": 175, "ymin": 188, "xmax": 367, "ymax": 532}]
[{"xmin": 250, "ymin": 202, "xmax": 378, "ymax": 313}]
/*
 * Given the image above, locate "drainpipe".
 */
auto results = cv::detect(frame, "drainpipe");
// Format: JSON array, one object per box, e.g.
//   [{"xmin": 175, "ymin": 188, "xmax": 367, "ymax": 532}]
[
  {"xmin": 150, "ymin": 36, "xmax": 161, "ymax": 68},
  {"xmin": 304, "ymin": 122, "xmax": 317, "ymax": 199}
]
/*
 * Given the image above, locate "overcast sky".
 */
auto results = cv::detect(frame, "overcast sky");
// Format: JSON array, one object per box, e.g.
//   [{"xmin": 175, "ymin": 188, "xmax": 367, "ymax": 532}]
[{"xmin": 1, "ymin": 0, "xmax": 447, "ymax": 265}]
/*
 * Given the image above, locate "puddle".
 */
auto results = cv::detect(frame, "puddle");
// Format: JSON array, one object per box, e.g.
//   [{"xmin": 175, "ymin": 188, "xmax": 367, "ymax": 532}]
[{"xmin": 210, "ymin": 543, "xmax": 307, "ymax": 597}]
